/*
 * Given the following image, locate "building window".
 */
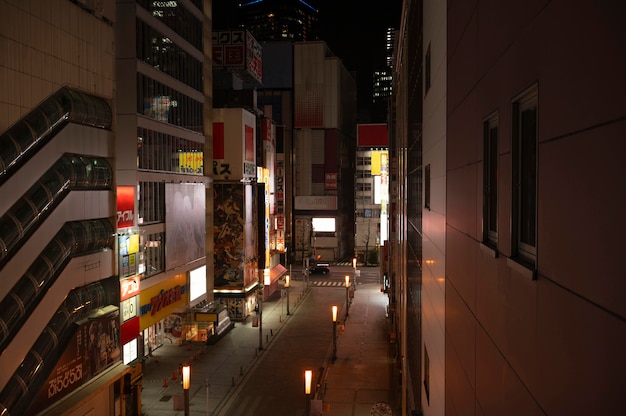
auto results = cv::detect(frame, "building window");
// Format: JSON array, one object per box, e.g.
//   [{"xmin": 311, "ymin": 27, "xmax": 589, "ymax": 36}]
[
  {"xmin": 138, "ymin": 181, "xmax": 165, "ymax": 224},
  {"xmin": 512, "ymin": 85, "xmax": 538, "ymax": 265},
  {"xmin": 424, "ymin": 164, "xmax": 430, "ymax": 210},
  {"xmin": 356, "ymin": 156, "xmax": 371, "ymax": 166},
  {"xmin": 424, "ymin": 346, "xmax": 430, "ymax": 403},
  {"xmin": 483, "ymin": 113, "xmax": 498, "ymax": 247},
  {"xmin": 425, "ymin": 43, "xmax": 431, "ymax": 94}
]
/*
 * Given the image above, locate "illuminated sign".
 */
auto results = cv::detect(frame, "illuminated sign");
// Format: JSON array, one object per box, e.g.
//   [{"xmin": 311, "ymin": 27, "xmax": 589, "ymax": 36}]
[
  {"xmin": 116, "ymin": 186, "xmax": 135, "ymax": 228},
  {"xmin": 120, "ymin": 277, "xmax": 140, "ymax": 301}
]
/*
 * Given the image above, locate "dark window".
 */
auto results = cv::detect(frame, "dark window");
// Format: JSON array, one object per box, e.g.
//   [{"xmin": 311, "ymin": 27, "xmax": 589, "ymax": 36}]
[
  {"xmin": 425, "ymin": 44, "xmax": 431, "ymax": 94},
  {"xmin": 483, "ymin": 114, "xmax": 498, "ymax": 246},
  {"xmin": 424, "ymin": 164, "xmax": 430, "ymax": 210},
  {"xmin": 424, "ymin": 346, "xmax": 430, "ymax": 403},
  {"xmin": 512, "ymin": 86, "xmax": 538, "ymax": 264}
]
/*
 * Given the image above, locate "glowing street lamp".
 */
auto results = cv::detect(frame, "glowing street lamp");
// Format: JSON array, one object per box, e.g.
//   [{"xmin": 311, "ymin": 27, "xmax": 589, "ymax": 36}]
[
  {"xmin": 332, "ymin": 305, "xmax": 338, "ymax": 361},
  {"xmin": 352, "ymin": 257, "xmax": 357, "ymax": 289},
  {"xmin": 285, "ymin": 274, "xmax": 291, "ymax": 315},
  {"xmin": 182, "ymin": 365, "xmax": 190, "ymax": 416},
  {"xmin": 304, "ymin": 369, "xmax": 313, "ymax": 415},
  {"xmin": 345, "ymin": 275, "xmax": 350, "ymax": 317}
]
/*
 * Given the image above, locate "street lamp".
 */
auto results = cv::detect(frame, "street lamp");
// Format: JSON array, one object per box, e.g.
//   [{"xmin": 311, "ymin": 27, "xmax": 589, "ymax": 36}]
[
  {"xmin": 304, "ymin": 369, "xmax": 312, "ymax": 416},
  {"xmin": 345, "ymin": 275, "xmax": 350, "ymax": 317},
  {"xmin": 182, "ymin": 365, "xmax": 190, "ymax": 416},
  {"xmin": 352, "ymin": 257, "xmax": 357, "ymax": 290},
  {"xmin": 258, "ymin": 283, "xmax": 264, "ymax": 351},
  {"xmin": 285, "ymin": 274, "xmax": 291, "ymax": 315},
  {"xmin": 332, "ymin": 305, "xmax": 338, "ymax": 361}
]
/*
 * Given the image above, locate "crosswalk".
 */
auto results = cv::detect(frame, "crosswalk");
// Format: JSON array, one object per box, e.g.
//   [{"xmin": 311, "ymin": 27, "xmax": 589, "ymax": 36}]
[{"xmin": 310, "ymin": 280, "xmax": 354, "ymax": 287}]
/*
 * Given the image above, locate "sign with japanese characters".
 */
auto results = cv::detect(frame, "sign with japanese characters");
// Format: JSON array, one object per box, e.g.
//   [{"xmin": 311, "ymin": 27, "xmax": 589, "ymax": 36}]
[{"xmin": 213, "ymin": 108, "xmax": 256, "ymax": 181}]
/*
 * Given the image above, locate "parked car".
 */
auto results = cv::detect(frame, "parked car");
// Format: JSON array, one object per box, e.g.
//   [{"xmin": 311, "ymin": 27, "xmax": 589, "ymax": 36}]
[{"xmin": 309, "ymin": 262, "xmax": 330, "ymax": 275}]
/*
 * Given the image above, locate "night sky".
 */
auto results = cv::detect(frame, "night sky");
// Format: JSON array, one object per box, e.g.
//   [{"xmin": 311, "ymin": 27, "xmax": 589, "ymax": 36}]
[
  {"xmin": 213, "ymin": 0, "xmax": 403, "ymax": 116},
  {"xmin": 316, "ymin": 1, "xmax": 402, "ymax": 116}
]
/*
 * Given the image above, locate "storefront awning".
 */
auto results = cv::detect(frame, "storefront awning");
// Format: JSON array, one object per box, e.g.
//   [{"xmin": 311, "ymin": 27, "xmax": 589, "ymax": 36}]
[{"xmin": 269, "ymin": 263, "xmax": 287, "ymax": 280}]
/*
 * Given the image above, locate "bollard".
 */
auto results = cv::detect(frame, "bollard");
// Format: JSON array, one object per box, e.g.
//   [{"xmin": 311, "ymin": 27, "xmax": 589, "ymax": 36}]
[{"xmin": 270, "ymin": 329, "xmax": 273, "ymax": 336}]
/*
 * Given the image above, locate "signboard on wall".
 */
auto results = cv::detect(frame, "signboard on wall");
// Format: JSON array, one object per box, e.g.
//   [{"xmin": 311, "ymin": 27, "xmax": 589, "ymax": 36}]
[
  {"xmin": 164, "ymin": 183, "xmax": 206, "ymax": 270},
  {"xmin": 357, "ymin": 123, "xmax": 388, "ymax": 147},
  {"xmin": 30, "ymin": 311, "xmax": 121, "ymax": 415},
  {"xmin": 212, "ymin": 30, "xmax": 262, "ymax": 84},
  {"xmin": 214, "ymin": 182, "xmax": 245, "ymax": 289},
  {"xmin": 117, "ymin": 186, "xmax": 135, "ymax": 229},
  {"xmin": 213, "ymin": 108, "xmax": 257, "ymax": 181}
]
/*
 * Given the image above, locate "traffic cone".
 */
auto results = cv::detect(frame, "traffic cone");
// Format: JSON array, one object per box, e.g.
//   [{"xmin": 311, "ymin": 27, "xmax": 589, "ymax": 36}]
[
  {"xmin": 187, "ymin": 343, "xmax": 191, "ymax": 351},
  {"xmin": 193, "ymin": 353, "xmax": 198, "ymax": 361},
  {"xmin": 171, "ymin": 371, "xmax": 177, "ymax": 380},
  {"xmin": 163, "ymin": 378, "xmax": 168, "ymax": 387}
]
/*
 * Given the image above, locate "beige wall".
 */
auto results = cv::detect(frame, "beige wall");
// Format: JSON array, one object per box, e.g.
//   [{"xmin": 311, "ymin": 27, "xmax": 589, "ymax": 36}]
[
  {"xmin": 421, "ymin": 0, "xmax": 447, "ymax": 414},
  {"xmin": 0, "ymin": 0, "xmax": 116, "ymax": 131}
]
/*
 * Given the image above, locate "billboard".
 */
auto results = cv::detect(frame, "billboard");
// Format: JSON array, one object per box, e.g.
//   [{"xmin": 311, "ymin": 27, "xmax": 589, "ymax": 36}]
[
  {"xmin": 30, "ymin": 311, "xmax": 121, "ymax": 415},
  {"xmin": 212, "ymin": 30, "xmax": 262, "ymax": 84},
  {"xmin": 165, "ymin": 183, "xmax": 206, "ymax": 270},
  {"xmin": 214, "ymin": 183, "xmax": 245, "ymax": 289},
  {"xmin": 357, "ymin": 123, "xmax": 388, "ymax": 147},
  {"xmin": 213, "ymin": 108, "xmax": 257, "ymax": 181},
  {"xmin": 116, "ymin": 186, "xmax": 135, "ymax": 229}
]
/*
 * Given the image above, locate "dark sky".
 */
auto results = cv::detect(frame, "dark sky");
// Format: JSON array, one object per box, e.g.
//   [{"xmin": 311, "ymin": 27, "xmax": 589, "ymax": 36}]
[
  {"xmin": 316, "ymin": 1, "xmax": 403, "ymax": 114},
  {"xmin": 213, "ymin": 0, "xmax": 403, "ymax": 115}
]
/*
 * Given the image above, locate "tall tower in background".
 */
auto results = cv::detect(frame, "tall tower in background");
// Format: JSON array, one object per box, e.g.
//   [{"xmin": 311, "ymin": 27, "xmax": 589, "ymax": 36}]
[
  {"xmin": 219, "ymin": 0, "xmax": 320, "ymax": 42},
  {"xmin": 371, "ymin": 27, "xmax": 396, "ymax": 123}
]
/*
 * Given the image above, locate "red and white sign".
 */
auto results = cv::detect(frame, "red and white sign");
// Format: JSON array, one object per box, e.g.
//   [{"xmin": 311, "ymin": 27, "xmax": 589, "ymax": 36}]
[
  {"xmin": 117, "ymin": 186, "xmax": 135, "ymax": 229},
  {"xmin": 120, "ymin": 276, "xmax": 140, "ymax": 301}
]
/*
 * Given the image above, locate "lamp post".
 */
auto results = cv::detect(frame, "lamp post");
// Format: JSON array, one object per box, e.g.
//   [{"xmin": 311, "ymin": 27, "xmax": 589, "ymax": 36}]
[
  {"xmin": 345, "ymin": 275, "xmax": 350, "ymax": 318},
  {"xmin": 304, "ymin": 369, "xmax": 312, "ymax": 416},
  {"xmin": 352, "ymin": 257, "xmax": 357, "ymax": 290},
  {"xmin": 182, "ymin": 365, "xmax": 190, "ymax": 416},
  {"xmin": 258, "ymin": 283, "xmax": 264, "ymax": 351},
  {"xmin": 332, "ymin": 305, "xmax": 338, "ymax": 361},
  {"xmin": 285, "ymin": 274, "xmax": 291, "ymax": 315}
]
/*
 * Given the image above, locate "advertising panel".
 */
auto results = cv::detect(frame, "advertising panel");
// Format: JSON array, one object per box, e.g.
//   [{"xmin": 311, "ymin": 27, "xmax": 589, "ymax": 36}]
[
  {"xmin": 212, "ymin": 30, "xmax": 262, "ymax": 84},
  {"xmin": 213, "ymin": 108, "xmax": 256, "ymax": 181},
  {"xmin": 357, "ymin": 123, "xmax": 388, "ymax": 147},
  {"xmin": 139, "ymin": 273, "xmax": 188, "ymax": 330},
  {"xmin": 214, "ymin": 183, "xmax": 245, "ymax": 289},
  {"xmin": 165, "ymin": 183, "xmax": 206, "ymax": 270},
  {"xmin": 177, "ymin": 152, "xmax": 203, "ymax": 174},
  {"xmin": 117, "ymin": 186, "xmax": 135, "ymax": 229},
  {"xmin": 275, "ymin": 155, "xmax": 285, "ymax": 252},
  {"xmin": 30, "ymin": 311, "xmax": 121, "ymax": 415}
]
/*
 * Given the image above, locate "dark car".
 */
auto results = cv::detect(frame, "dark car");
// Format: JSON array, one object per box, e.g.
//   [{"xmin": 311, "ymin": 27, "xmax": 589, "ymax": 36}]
[{"xmin": 309, "ymin": 262, "xmax": 330, "ymax": 275}]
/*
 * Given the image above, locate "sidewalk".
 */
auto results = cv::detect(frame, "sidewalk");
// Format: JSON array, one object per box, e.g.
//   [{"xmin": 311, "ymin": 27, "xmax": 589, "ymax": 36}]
[{"xmin": 140, "ymin": 273, "xmax": 400, "ymax": 415}]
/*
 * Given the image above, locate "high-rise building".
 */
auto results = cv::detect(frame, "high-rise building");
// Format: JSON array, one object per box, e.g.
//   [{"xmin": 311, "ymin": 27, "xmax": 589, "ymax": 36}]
[
  {"xmin": 238, "ymin": 0, "xmax": 320, "ymax": 42},
  {"xmin": 0, "ymin": 1, "xmax": 214, "ymax": 414},
  {"xmin": 116, "ymin": 0, "xmax": 213, "ymax": 371},
  {"xmin": 371, "ymin": 27, "xmax": 396, "ymax": 123}
]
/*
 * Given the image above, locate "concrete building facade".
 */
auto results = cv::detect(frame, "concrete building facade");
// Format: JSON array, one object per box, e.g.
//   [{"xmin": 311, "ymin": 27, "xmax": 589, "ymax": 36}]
[{"xmin": 390, "ymin": 1, "xmax": 626, "ymax": 415}]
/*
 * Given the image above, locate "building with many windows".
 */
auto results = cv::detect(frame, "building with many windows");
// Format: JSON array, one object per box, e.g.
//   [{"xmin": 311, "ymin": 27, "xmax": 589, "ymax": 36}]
[{"xmin": 0, "ymin": 0, "xmax": 213, "ymax": 414}]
